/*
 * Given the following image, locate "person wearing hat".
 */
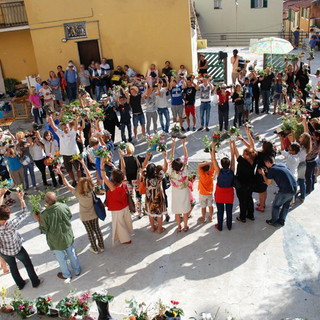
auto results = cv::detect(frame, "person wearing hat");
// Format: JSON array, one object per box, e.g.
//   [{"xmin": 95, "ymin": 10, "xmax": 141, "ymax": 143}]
[
  {"xmin": 64, "ymin": 62, "xmax": 78, "ymax": 102},
  {"xmin": 101, "ymin": 94, "xmax": 119, "ymax": 142},
  {"xmin": 123, "ymin": 86, "xmax": 146, "ymax": 141}
]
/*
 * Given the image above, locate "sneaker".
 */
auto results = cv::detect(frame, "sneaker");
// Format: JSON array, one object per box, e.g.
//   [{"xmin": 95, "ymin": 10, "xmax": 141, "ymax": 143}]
[
  {"xmin": 89, "ymin": 247, "xmax": 99, "ymax": 254},
  {"xmin": 98, "ymin": 246, "xmax": 105, "ymax": 253},
  {"xmin": 181, "ymin": 127, "xmax": 186, "ymax": 132},
  {"xmin": 165, "ymin": 215, "xmax": 170, "ymax": 222},
  {"xmin": 192, "ymin": 127, "xmax": 196, "ymax": 131},
  {"xmin": 197, "ymin": 127, "xmax": 204, "ymax": 131},
  {"xmin": 205, "ymin": 127, "xmax": 210, "ymax": 132},
  {"xmin": 186, "ymin": 127, "xmax": 190, "ymax": 131},
  {"xmin": 266, "ymin": 219, "xmax": 275, "ymax": 226},
  {"xmin": 214, "ymin": 224, "xmax": 222, "ymax": 232}
]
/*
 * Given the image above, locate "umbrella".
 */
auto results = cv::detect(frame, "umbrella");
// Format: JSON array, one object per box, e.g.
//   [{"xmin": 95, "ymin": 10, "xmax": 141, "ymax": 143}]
[{"xmin": 250, "ymin": 37, "xmax": 293, "ymax": 55}]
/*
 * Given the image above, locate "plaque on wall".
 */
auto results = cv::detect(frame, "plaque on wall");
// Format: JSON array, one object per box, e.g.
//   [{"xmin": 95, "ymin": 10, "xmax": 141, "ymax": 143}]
[{"xmin": 64, "ymin": 22, "xmax": 87, "ymax": 40}]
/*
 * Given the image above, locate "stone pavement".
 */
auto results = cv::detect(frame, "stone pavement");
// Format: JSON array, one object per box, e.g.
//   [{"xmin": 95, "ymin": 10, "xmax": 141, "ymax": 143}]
[{"xmin": 1, "ymin": 47, "xmax": 320, "ymax": 320}]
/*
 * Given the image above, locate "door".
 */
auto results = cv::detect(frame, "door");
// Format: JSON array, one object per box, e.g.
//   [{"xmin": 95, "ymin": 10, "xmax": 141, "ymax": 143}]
[{"xmin": 77, "ymin": 40, "xmax": 100, "ymax": 68}]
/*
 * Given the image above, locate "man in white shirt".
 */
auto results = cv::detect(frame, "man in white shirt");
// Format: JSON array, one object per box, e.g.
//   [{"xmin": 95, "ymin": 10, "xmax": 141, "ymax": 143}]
[
  {"xmin": 48, "ymin": 115, "xmax": 80, "ymax": 187},
  {"xmin": 124, "ymin": 65, "xmax": 136, "ymax": 79}
]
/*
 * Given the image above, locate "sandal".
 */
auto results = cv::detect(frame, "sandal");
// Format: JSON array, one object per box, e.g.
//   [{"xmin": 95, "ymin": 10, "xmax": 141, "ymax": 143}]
[
  {"xmin": 198, "ymin": 217, "xmax": 205, "ymax": 223},
  {"xmin": 157, "ymin": 227, "xmax": 166, "ymax": 234},
  {"xmin": 255, "ymin": 207, "xmax": 265, "ymax": 212},
  {"xmin": 183, "ymin": 226, "xmax": 189, "ymax": 232},
  {"xmin": 177, "ymin": 227, "xmax": 182, "ymax": 232}
]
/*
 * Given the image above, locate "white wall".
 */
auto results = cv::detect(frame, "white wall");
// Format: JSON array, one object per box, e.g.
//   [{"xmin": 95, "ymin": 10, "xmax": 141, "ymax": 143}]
[{"xmin": 195, "ymin": 0, "xmax": 283, "ymax": 35}]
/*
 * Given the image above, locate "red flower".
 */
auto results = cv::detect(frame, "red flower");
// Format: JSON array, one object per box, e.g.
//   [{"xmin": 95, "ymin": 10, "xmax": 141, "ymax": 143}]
[
  {"xmin": 171, "ymin": 300, "xmax": 179, "ymax": 305},
  {"xmin": 47, "ymin": 297, "xmax": 52, "ymax": 301}
]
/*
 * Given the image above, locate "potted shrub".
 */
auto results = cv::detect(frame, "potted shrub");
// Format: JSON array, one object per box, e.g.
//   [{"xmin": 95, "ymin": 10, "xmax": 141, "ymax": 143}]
[
  {"xmin": 0, "ymin": 286, "xmax": 14, "ymax": 313},
  {"xmin": 35, "ymin": 296, "xmax": 53, "ymax": 315},
  {"xmin": 92, "ymin": 290, "xmax": 114, "ymax": 320}
]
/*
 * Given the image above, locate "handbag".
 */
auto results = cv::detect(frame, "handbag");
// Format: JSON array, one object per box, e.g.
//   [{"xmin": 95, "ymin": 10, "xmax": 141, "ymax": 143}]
[
  {"xmin": 127, "ymin": 191, "xmax": 136, "ymax": 213},
  {"xmin": 138, "ymin": 179, "xmax": 146, "ymax": 195},
  {"xmin": 92, "ymin": 192, "xmax": 106, "ymax": 221}
]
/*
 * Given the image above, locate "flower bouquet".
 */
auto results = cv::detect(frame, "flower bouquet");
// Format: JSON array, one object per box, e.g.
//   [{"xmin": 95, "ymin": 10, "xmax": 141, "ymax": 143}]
[
  {"xmin": 0, "ymin": 287, "xmax": 14, "ymax": 313},
  {"xmin": 28, "ymin": 194, "xmax": 44, "ymax": 215},
  {"xmin": 212, "ymin": 131, "xmax": 222, "ymax": 148},
  {"xmin": 118, "ymin": 141, "xmax": 127, "ymax": 151},
  {"xmin": 55, "ymin": 296, "xmax": 78, "ymax": 319},
  {"xmin": 170, "ymin": 125, "xmax": 186, "ymax": 139},
  {"xmin": 229, "ymin": 126, "xmax": 240, "ymax": 137},
  {"xmin": 8, "ymin": 184, "xmax": 23, "ymax": 193},
  {"xmin": 256, "ymin": 69, "xmax": 267, "ymax": 77},
  {"xmin": 71, "ymin": 153, "xmax": 82, "ymax": 162},
  {"xmin": 1, "ymin": 139, "xmax": 12, "ymax": 147},
  {"xmin": 35, "ymin": 296, "xmax": 52, "ymax": 315},
  {"xmin": 157, "ymin": 135, "xmax": 167, "ymax": 152},
  {"xmin": 0, "ymin": 179, "xmax": 12, "ymax": 189},
  {"xmin": 305, "ymin": 83, "xmax": 313, "ymax": 92},
  {"xmin": 94, "ymin": 148, "xmax": 111, "ymax": 160},
  {"xmin": 60, "ymin": 115, "xmax": 74, "ymax": 125},
  {"xmin": 203, "ymin": 136, "xmax": 212, "ymax": 153}
]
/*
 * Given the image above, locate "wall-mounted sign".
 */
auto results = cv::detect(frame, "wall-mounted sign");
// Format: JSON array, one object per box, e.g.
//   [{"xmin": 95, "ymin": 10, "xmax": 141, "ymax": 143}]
[{"xmin": 64, "ymin": 22, "xmax": 87, "ymax": 40}]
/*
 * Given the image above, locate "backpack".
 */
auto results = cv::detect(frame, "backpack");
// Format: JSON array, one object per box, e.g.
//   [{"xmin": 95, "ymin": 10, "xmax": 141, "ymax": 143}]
[{"xmin": 217, "ymin": 168, "xmax": 234, "ymax": 188}]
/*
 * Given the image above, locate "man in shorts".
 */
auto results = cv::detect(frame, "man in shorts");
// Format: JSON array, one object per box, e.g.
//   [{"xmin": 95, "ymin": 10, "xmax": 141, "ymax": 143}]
[
  {"xmin": 183, "ymin": 77, "xmax": 197, "ymax": 131},
  {"xmin": 169, "ymin": 79, "xmax": 185, "ymax": 130},
  {"xmin": 48, "ymin": 115, "xmax": 81, "ymax": 187}
]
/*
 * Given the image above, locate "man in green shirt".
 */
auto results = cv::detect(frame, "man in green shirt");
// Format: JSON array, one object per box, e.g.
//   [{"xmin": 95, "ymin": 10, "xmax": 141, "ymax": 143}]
[{"xmin": 35, "ymin": 192, "xmax": 81, "ymax": 281}]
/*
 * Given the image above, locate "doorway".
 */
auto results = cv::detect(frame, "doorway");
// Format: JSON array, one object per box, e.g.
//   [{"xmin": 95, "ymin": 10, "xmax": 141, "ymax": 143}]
[{"xmin": 77, "ymin": 40, "xmax": 101, "ymax": 68}]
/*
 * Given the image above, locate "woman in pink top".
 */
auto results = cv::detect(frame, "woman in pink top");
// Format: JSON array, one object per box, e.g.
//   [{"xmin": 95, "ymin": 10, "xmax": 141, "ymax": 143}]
[{"xmin": 28, "ymin": 86, "xmax": 43, "ymax": 125}]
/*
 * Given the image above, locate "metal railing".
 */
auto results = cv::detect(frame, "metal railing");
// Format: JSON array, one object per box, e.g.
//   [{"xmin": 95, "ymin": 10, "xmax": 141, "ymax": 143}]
[
  {"xmin": 0, "ymin": 1, "xmax": 28, "ymax": 28},
  {"xmin": 202, "ymin": 31, "xmax": 310, "ymax": 47}
]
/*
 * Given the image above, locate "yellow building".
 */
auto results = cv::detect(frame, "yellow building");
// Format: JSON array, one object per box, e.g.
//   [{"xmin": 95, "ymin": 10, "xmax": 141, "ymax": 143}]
[{"xmin": 0, "ymin": 0, "xmax": 196, "ymax": 84}]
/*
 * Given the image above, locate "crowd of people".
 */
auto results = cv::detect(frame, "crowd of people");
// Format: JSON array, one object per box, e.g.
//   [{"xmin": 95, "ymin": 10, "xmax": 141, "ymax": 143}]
[{"xmin": 0, "ymin": 50, "xmax": 319, "ymax": 290}]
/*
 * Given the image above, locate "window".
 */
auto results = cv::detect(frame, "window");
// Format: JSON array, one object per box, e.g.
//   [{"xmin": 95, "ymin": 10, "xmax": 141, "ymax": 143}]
[
  {"xmin": 214, "ymin": 0, "xmax": 222, "ymax": 9},
  {"xmin": 251, "ymin": 0, "xmax": 268, "ymax": 8}
]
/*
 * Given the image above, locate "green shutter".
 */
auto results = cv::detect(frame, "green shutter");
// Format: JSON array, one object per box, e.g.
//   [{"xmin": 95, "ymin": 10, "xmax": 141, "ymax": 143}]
[
  {"xmin": 263, "ymin": 0, "xmax": 268, "ymax": 8},
  {"xmin": 251, "ymin": 0, "xmax": 255, "ymax": 8}
]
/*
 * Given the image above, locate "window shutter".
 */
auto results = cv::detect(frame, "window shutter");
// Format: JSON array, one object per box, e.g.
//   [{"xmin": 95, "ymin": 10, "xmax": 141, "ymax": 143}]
[
  {"xmin": 263, "ymin": 0, "xmax": 268, "ymax": 8},
  {"xmin": 251, "ymin": 0, "xmax": 255, "ymax": 8}
]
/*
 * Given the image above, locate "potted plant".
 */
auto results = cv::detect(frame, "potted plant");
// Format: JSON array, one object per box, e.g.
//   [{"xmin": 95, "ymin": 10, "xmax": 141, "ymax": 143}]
[
  {"xmin": 92, "ymin": 289, "xmax": 114, "ymax": 320},
  {"xmin": 55, "ymin": 296, "xmax": 78, "ymax": 319},
  {"xmin": 0, "ymin": 287, "xmax": 14, "ymax": 313},
  {"xmin": 76, "ymin": 292, "xmax": 91, "ymax": 318},
  {"xmin": 16, "ymin": 300, "xmax": 36, "ymax": 319},
  {"xmin": 35, "ymin": 296, "xmax": 53, "ymax": 315},
  {"xmin": 118, "ymin": 141, "xmax": 127, "ymax": 151},
  {"xmin": 164, "ymin": 301, "xmax": 184, "ymax": 320},
  {"xmin": 4, "ymin": 78, "xmax": 19, "ymax": 96},
  {"xmin": 125, "ymin": 298, "xmax": 149, "ymax": 320},
  {"xmin": 146, "ymin": 134, "xmax": 160, "ymax": 153},
  {"xmin": 28, "ymin": 194, "xmax": 44, "ymax": 215}
]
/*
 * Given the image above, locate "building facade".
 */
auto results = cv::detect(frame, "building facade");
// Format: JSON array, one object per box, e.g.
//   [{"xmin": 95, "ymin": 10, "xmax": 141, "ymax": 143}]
[
  {"xmin": 0, "ymin": 0, "xmax": 195, "ymax": 83},
  {"xmin": 194, "ymin": 0, "xmax": 283, "ymax": 46}
]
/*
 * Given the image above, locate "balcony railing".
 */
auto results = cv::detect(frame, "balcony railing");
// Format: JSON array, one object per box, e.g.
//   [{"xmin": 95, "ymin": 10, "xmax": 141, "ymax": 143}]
[{"xmin": 0, "ymin": 1, "xmax": 28, "ymax": 28}]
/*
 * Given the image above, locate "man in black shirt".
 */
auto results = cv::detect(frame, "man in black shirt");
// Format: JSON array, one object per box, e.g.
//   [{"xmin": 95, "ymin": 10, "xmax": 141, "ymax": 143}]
[
  {"xmin": 260, "ymin": 68, "xmax": 274, "ymax": 114},
  {"xmin": 101, "ymin": 94, "xmax": 119, "ymax": 142},
  {"xmin": 183, "ymin": 77, "xmax": 197, "ymax": 131}
]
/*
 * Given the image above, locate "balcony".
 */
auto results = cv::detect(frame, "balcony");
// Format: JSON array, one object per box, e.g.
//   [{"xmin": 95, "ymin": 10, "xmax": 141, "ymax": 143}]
[{"xmin": 0, "ymin": 1, "xmax": 28, "ymax": 29}]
